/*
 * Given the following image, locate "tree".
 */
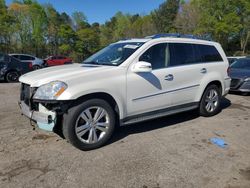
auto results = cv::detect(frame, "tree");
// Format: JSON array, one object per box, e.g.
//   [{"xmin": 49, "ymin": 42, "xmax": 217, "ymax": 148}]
[
  {"xmin": 58, "ymin": 24, "xmax": 76, "ymax": 55},
  {"xmin": 175, "ymin": 2, "xmax": 200, "ymax": 34},
  {"xmin": 0, "ymin": 0, "xmax": 16, "ymax": 53},
  {"xmin": 193, "ymin": 0, "xmax": 242, "ymax": 50},
  {"xmin": 152, "ymin": 0, "xmax": 180, "ymax": 33},
  {"xmin": 72, "ymin": 11, "xmax": 89, "ymax": 30},
  {"xmin": 75, "ymin": 27, "xmax": 100, "ymax": 61},
  {"xmin": 236, "ymin": 0, "xmax": 250, "ymax": 54}
]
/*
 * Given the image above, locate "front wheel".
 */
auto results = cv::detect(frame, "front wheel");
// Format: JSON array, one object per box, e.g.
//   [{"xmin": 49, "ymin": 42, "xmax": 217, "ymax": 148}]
[
  {"xmin": 63, "ymin": 99, "xmax": 116, "ymax": 151},
  {"xmin": 5, "ymin": 71, "xmax": 20, "ymax": 83},
  {"xmin": 199, "ymin": 85, "xmax": 221, "ymax": 117}
]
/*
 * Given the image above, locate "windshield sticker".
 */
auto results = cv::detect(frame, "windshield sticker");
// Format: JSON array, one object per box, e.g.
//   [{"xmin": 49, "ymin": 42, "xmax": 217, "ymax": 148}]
[{"xmin": 124, "ymin": 44, "xmax": 139, "ymax": 49}]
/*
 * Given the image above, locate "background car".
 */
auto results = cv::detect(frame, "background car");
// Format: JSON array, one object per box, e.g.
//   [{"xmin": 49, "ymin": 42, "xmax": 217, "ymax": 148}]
[
  {"xmin": 227, "ymin": 56, "xmax": 246, "ymax": 65},
  {"xmin": 229, "ymin": 58, "xmax": 250, "ymax": 95},
  {"xmin": 0, "ymin": 53, "xmax": 32, "ymax": 82},
  {"xmin": 44, "ymin": 56, "xmax": 72, "ymax": 66},
  {"xmin": 9, "ymin": 54, "xmax": 43, "ymax": 70}
]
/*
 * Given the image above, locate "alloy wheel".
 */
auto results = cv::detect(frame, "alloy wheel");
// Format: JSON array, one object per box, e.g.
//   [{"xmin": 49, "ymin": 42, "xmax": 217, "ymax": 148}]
[
  {"xmin": 6, "ymin": 72, "xmax": 19, "ymax": 82},
  {"xmin": 205, "ymin": 89, "xmax": 219, "ymax": 113},
  {"xmin": 75, "ymin": 106, "xmax": 110, "ymax": 144}
]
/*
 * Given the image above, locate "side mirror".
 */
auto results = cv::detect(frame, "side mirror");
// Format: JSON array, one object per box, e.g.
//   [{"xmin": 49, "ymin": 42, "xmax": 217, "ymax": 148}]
[{"xmin": 132, "ymin": 61, "xmax": 152, "ymax": 73}]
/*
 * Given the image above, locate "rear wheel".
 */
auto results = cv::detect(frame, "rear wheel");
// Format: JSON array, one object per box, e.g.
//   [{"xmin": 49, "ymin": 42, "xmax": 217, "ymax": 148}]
[
  {"xmin": 199, "ymin": 85, "xmax": 221, "ymax": 117},
  {"xmin": 63, "ymin": 99, "xmax": 115, "ymax": 151},
  {"xmin": 242, "ymin": 92, "xmax": 250, "ymax": 96},
  {"xmin": 5, "ymin": 71, "xmax": 20, "ymax": 83},
  {"xmin": 32, "ymin": 65, "xmax": 41, "ymax": 70}
]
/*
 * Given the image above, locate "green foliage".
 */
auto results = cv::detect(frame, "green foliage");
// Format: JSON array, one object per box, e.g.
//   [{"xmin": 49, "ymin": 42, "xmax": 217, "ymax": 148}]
[
  {"xmin": 152, "ymin": 0, "xmax": 180, "ymax": 33},
  {"xmin": 0, "ymin": 0, "xmax": 249, "ymax": 61}
]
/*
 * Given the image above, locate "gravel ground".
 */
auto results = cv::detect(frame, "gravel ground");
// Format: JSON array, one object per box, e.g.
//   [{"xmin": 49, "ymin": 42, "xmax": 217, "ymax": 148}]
[{"xmin": 0, "ymin": 83, "xmax": 249, "ymax": 188}]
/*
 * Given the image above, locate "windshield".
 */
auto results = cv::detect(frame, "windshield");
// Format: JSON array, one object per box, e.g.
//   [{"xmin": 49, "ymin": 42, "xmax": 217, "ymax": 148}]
[
  {"xmin": 83, "ymin": 42, "xmax": 144, "ymax": 66},
  {"xmin": 230, "ymin": 59, "xmax": 250, "ymax": 69}
]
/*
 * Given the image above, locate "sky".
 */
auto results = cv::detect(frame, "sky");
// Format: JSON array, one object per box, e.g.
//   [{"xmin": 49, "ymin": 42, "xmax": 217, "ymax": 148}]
[{"xmin": 5, "ymin": 0, "xmax": 165, "ymax": 24}]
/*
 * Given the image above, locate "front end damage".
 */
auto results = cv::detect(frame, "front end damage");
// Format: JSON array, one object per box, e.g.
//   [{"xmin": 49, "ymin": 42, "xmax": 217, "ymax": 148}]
[{"xmin": 19, "ymin": 83, "xmax": 71, "ymax": 132}]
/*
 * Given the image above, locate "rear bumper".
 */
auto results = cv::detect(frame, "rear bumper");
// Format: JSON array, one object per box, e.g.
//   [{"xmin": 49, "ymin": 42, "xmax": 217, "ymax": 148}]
[{"xmin": 223, "ymin": 78, "xmax": 231, "ymax": 96}]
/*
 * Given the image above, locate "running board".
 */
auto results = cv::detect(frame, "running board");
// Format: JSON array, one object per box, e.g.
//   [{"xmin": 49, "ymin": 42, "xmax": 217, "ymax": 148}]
[{"xmin": 121, "ymin": 102, "xmax": 199, "ymax": 126}]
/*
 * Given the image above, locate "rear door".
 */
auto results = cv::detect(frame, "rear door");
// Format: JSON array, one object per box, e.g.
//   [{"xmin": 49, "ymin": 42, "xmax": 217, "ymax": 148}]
[
  {"xmin": 166, "ymin": 43, "xmax": 206, "ymax": 106},
  {"xmin": 58, "ymin": 56, "xmax": 66, "ymax": 65}
]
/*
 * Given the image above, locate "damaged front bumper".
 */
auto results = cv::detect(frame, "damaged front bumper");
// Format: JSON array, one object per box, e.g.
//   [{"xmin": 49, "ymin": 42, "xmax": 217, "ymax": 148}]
[{"xmin": 19, "ymin": 101, "xmax": 56, "ymax": 131}]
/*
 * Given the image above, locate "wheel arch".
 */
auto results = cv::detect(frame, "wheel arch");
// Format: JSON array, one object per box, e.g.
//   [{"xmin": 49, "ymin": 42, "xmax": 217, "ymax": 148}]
[
  {"xmin": 72, "ymin": 92, "xmax": 123, "ymax": 120},
  {"xmin": 197, "ymin": 80, "xmax": 223, "ymax": 102},
  {"xmin": 4, "ymin": 69, "xmax": 21, "ymax": 79}
]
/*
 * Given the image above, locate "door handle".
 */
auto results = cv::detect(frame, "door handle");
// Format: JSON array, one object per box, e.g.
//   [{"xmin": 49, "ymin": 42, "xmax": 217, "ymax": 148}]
[
  {"xmin": 200, "ymin": 68, "xmax": 207, "ymax": 74},
  {"xmin": 165, "ymin": 74, "xmax": 174, "ymax": 81}
]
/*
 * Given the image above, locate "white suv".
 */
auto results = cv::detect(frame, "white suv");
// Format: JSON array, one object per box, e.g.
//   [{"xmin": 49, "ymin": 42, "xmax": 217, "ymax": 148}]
[{"xmin": 19, "ymin": 34, "xmax": 231, "ymax": 150}]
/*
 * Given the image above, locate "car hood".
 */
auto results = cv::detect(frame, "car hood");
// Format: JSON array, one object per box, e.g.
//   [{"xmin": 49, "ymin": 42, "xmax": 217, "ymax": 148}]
[
  {"xmin": 19, "ymin": 64, "xmax": 115, "ymax": 87},
  {"xmin": 229, "ymin": 68, "xmax": 250, "ymax": 79}
]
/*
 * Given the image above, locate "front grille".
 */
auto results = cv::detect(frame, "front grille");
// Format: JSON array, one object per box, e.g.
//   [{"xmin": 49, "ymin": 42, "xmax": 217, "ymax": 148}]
[
  {"xmin": 20, "ymin": 83, "xmax": 31, "ymax": 106},
  {"xmin": 230, "ymin": 78, "xmax": 242, "ymax": 89}
]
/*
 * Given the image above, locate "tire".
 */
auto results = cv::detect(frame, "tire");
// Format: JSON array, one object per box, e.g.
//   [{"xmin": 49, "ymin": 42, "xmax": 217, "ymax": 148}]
[
  {"xmin": 63, "ymin": 99, "xmax": 116, "ymax": 151},
  {"xmin": 242, "ymin": 92, "xmax": 250, "ymax": 96},
  {"xmin": 33, "ymin": 65, "xmax": 41, "ymax": 70},
  {"xmin": 199, "ymin": 85, "xmax": 221, "ymax": 117},
  {"xmin": 64, "ymin": 62, "xmax": 72, "ymax": 65},
  {"xmin": 5, "ymin": 71, "xmax": 20, "ymax": 83}
]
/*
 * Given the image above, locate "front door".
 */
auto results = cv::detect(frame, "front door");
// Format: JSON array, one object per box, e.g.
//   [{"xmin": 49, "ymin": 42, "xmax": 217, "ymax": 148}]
[{"xmin": 126, "ymin": 43, "xmax": 173, "ymax": 116}]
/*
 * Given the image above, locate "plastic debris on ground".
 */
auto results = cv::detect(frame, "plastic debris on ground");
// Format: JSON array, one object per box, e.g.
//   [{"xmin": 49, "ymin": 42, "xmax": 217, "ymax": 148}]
[{"xmin": 210, "ymin": 137, "xmax": 228, "ymax": 148}]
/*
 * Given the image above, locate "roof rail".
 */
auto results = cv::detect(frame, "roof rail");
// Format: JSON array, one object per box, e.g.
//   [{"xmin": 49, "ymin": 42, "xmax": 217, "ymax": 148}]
[{"xmin": 145, "ymin": 33, "xmax": 212, "ymax": 41}]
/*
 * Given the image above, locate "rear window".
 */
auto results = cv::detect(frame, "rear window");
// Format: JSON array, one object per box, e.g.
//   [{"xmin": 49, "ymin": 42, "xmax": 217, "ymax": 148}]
[
  {"xmin": 231, "ymin": 59, "xmax": 250, "ymax": 69},
  {"xmin": 197, "ymin": 44, "xmax": 223, "ymax": 62}
]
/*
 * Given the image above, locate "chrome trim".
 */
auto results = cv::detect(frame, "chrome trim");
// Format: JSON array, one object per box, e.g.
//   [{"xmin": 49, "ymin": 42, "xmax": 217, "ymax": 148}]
[{"xmin": 133, "ymin": 84, "xmax": 200, "ymax": 101}]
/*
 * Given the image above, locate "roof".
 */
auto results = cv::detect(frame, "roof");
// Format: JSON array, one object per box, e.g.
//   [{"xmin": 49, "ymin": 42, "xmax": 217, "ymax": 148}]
[{"xmin": 116, "ymin": 33, "xmax": 217, "ymax": 45}]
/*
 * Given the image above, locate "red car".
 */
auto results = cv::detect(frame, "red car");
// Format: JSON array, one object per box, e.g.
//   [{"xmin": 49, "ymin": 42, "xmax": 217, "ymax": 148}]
[{"xmin": 44, "ymin": 56, "xmax": 72, "ymax": 66}]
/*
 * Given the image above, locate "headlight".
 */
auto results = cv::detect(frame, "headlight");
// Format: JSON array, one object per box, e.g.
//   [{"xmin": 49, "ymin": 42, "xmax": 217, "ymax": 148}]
[
  {"xmin": 33, "ymin": 81, "xmax": 67, "ymax": 100},
  {"xmin": 244, "ymin": 77, "xmax": 250, "ymax": 82}
]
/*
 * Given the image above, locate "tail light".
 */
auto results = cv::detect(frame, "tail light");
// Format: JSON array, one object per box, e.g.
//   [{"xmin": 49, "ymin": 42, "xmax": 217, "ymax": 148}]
[{"xmin": 28, "ymin": 62, "xmax": 33, "ymax": 70}]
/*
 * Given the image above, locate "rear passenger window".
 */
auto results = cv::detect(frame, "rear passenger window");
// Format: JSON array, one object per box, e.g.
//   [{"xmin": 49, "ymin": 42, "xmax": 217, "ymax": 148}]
[
  {"xmin": 20, "ymin": 55, "xmax": 35, "ymax": 61},
  {"xmin": 198, "ymin": 45, "xmax": 223, "ymax": 62},
  {"xmin": 169, "ymin": 43, "xmax": 197, "ymax": 67}
]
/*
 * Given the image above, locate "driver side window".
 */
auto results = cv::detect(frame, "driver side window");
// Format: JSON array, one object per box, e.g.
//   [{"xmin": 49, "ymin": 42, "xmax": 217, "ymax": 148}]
[{"xmin": 139, "ymin": 43, "xmax": 169, "ymax": 70}]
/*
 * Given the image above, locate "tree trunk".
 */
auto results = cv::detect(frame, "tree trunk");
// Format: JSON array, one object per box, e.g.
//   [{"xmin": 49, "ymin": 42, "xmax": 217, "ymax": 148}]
[{"xmin": 242, "ymin": 31, "xmax": 250, "ymax": 54}]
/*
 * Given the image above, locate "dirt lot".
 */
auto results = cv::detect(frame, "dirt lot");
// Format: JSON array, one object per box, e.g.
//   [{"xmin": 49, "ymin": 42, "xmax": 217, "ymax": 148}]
[{"xmin": 0, "ymin": 83, "xmax": 249, "ymax": 188}]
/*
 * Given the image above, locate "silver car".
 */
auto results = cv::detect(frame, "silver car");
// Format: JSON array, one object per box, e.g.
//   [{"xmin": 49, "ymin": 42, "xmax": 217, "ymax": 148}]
[{"xmin": 9, "ymin": 54, "xmax": 43, "ymax": 70}]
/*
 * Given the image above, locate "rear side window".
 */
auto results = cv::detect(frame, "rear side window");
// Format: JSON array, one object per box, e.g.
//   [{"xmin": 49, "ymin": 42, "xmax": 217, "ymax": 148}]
[
  {"xmin": 20, "ymin": 55, "xmax": 35, "ymax": 61},
  {"xmin": 197, "ymin": 44, "xmax": 223, "ymax": 62},
  {"xmin": 169, "ymin": 43, "xmax": 197, "ymax": 67}
]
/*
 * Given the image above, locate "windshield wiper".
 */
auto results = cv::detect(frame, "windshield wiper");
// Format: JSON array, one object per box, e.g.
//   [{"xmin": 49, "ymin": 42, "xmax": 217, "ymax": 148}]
[{"xmin": 83, "ymin": 61, "xmax": 117, "ymax": 66}]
